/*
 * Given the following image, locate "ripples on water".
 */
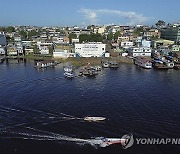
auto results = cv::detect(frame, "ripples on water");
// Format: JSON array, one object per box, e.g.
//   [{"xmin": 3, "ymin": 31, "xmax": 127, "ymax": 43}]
[{"xmin": 0, "ymin": 61, "xmax": 180, "ymax": 154}]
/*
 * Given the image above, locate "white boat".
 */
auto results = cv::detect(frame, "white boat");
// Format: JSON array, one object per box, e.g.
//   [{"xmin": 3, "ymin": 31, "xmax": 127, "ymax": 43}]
[
  {"xmin": 101, "ymin": 138, "xmax": 127, "ymax": 146},
  {"xmin": 84, "ymin": 116, "xmax": 106, "ymax": 122},
  {"xmin": 134, "ymin": 57, "xmax": 152, "ymax": 69},
  {"xmin": 64, "ymin": 66, "xmax": 73, "ymax": 73},
  {"xmin": 64, "ymin": 72, "xmax": 74, "ymax": 78},
  {"xmin": 92, "ymin": 137, "xmax": 127, "ymax": 147},
  {"xmin": 164, "ymin": 61, "xmax": 174, "ymax": 68},
  {"xmin": 102, "ymin": 62, "xmax": 109, "ymax": 68},
  {"xmin": 95, "ymin": 66, "xmax": 102, "ymax": 71}
]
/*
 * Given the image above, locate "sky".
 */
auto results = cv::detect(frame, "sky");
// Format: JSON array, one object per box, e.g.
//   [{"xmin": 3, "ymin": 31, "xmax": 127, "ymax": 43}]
[{"xmin": 0, "ymin": 0, "xmax": 180, "ymax": 26}]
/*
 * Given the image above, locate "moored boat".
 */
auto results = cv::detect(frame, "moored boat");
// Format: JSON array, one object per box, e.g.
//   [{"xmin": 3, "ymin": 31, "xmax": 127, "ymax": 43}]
[
  {"xmin": 64, "ymin": 72, "xmax": 74, "ymax": 79},
  {"xmin": 95, "ymin": 66, "xmax": 102, "ymax": 71},
  {"xmin": 63, "ymin": 66, "xmax": 73, "ymax": 73},
  {"xmin": 134, "ymin": 57, "xmax": 152, "ymax": 69},
  {"xmin": 102, "ymin": 62, "xmax": 109, "ymax": 68},
  {"xmin": 35, "ymin": 60, "xmax": 56, "ymax": 69},
  {"xmin": 109, "ymin": 61, "xmax": 119, "ymax": 69},
  {"xmin": 152, "ymin": 60, "xmax": 172, "ymax": 69}
]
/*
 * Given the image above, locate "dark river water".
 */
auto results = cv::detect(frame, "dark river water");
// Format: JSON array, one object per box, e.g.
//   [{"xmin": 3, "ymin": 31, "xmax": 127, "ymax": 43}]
[{"xmin": 0, "ymin": 59, "xmax": 180, "ymax": 154}]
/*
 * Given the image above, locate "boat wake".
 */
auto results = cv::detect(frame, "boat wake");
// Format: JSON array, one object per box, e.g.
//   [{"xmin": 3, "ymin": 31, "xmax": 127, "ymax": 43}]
[
  {"xmin": 0, "ymin": 106, "xmax": 116, "ymax": 148},
  {"xmin": 0, "ymin": 127, "xmax": 117, "ymax": 148}
]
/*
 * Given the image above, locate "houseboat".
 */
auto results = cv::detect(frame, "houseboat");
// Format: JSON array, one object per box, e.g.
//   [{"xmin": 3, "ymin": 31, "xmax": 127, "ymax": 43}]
[{"xmin": 134, "ymin": 57, "xmax": 152, "ymax": 69}]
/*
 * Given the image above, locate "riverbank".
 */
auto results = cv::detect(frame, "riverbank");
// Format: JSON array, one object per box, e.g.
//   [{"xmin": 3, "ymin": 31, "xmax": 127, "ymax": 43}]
[{"xmin": 4, "ymin": 55, "xmax": 135, "ymax": 67}]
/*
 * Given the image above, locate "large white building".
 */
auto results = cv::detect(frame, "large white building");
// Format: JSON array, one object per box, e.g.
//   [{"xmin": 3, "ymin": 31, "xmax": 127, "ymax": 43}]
[
  {"xmin": 128, "ymin": 47, "xmax": 152, "ymax": 57},
  {"xmin": 75, "ymin": 42, "xmax": 106, "ymax": 57}
]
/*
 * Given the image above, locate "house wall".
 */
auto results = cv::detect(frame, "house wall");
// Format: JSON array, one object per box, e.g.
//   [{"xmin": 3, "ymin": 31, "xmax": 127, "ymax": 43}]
[{"xmin": 75, "ymin": 43, "xmax": 106, "ymax": 57}]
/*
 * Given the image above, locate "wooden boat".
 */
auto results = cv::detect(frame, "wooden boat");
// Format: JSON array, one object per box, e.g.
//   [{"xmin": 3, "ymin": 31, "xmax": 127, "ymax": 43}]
[{"xmin": 109, "ymin": 61, "xmax": 119, "ymax": 69}]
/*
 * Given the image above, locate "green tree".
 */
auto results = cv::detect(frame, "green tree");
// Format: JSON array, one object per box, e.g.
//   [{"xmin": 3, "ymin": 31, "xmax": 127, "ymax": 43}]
[
  {"xmin": 28, "ymin": 30, "xmax": 40, "ymax": 39},
  {"xmin": 5, "ymin": 26, "xmax": 15, "ymax": 33},
  {"xmin": 19, "ymin": 30, "xmax": 27, "ymax": 40},
  {"xmin": 69, "ymin": 33, "xmax": 77, "ymax": 44},
  {"xmin": 114, "ymin": 31, "xmax": 121, "ymax": 40},
  {"xmin": 33, "ymin": 44, "xmax": 40, "ymax": 54},
  {"xmin": 107, "ymin": 32, "xmax": 114, "ymax": 41},
  {"xmin": 134, "ymin": 27, "xmax": 144, "ymax": 36},
  {"xmin": 87, "ymin": 25, "xmax": 95, "ymax": 30},
  {"xmin": 79, "ymin": 34, "xmax": 89, "ymax": 43},
  {"xmin": 79, "ymin": 33, "xmax": 103, "ymax": 43},
  {"xmin": 48, "ymin": 46, "xmax": 54, "ymax": 54},
  {"xmin": 0, "ymin": 27, "xmax": 6, "ymax": 31},
  {"xmin": 155, "ymin": 20, "xmax": 166, "ymax": 28}
]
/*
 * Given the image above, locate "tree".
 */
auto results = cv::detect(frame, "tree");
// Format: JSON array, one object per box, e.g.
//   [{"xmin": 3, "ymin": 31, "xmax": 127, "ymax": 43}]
[
  {"xmin": 19, "ymin": 30, "xmax": 27, "ymax": 40},
  {"xmin": 114, "ymin": 31, "xmax": 121, "ymax": 40},
  {"xmin": 69, "ymin": 33, "xmax": 77, "ymax": 44},
  {"xmin": 87, "ymin": 25, "xmax": 95, "ymax": 30},
  {"xmin": 5, "ymin": 26, "xmax": 15, "ymax": 33},
  {"xmin": 155, "ymin": 20, "xmax": 166, "ymax": 28},
  {"xmin": 33, "ymin": 44, "xmax": 40, "ymax": 54},
  {"xmin": 134, "ymin": 27, "xmax": 144, "ymax": 36},
  {"xmin": 28, "ymin": 30, "xmax": 40, "ymax": 39},
  {"xmin": 0, "ymin": 27, "xmax": 6, "ymax": 32},
  {"xmin": 107, "ymin": 32, "xmax": 113, "ymax": 41},
  {"xmin": 79, "ymin": 34, "xmax": 89, "ymax": 43},
  {"xmin": 79, "ymin": 33, "xmax": 103, "ymax": 43}
]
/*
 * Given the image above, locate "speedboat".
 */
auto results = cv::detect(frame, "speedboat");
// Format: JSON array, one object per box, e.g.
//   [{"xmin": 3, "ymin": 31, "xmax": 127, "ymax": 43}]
[
  {"xmin": 101, "ymin": 138, "xmax": 126, "ymax": 146},
  {"xmin": 92, "ymin": 137, "xmax": 127, "ymax": 147},
  {"xmin": 84, "ymin": 116, "xmax": 106, "ymax": 122},
  {"xmin": 64, "ymin": 72, "xmax": 74, "ymax": 79}
]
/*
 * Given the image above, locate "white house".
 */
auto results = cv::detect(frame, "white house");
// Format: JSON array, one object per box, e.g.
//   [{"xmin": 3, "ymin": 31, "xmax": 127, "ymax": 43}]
[
  {"xmin": 128, "ymin": 47, "xmax": 152, "ymax": 57},
  {"xmin": 72, "ymin": 39, "xmax": 79, "ymax": 44},
  {"xmin": 53, "ymin": 49, "xmax": 75, "ymax": 58},
  {"xmin": 141, "ymin": 39, "xmax": 151, "ymax": 48},
  {"xmin": 120, "ymin": 41, "xmax": 133, "ymax": 48},
  {"xmin": 75, "ymin": 42, "xmax": 106, "ymax": 57},
  {"xmin": 39, "ymin": 46, "xmax": 49, "ymax": 54}
]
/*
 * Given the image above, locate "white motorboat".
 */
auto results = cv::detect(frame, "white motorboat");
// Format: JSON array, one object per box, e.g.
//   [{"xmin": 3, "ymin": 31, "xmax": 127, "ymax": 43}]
[
  {"xmin": 84, "ymin": 116, "xmax": 106, "ymax": 122},
  {"xmin": 100, "ymin": 137, "xmax": 127, "ymax": 147},
  {"xmin": 64, "ymin": 72, "xmax": 74, "ymax": 79}
]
